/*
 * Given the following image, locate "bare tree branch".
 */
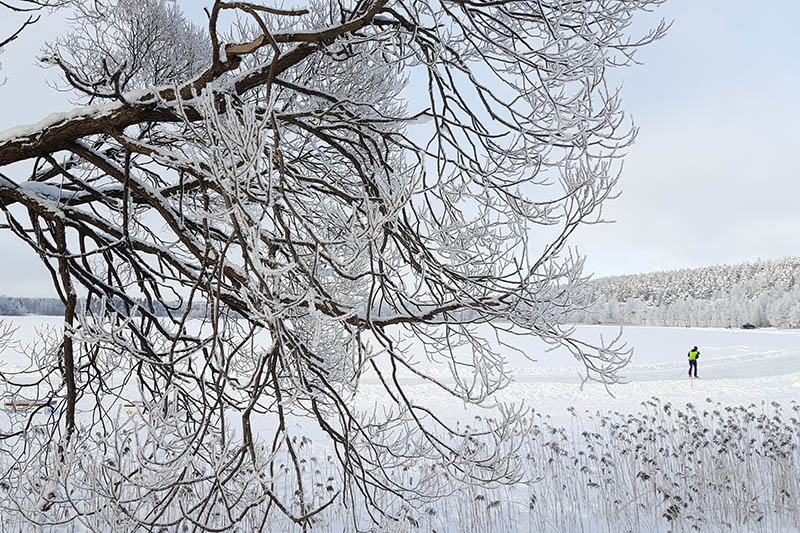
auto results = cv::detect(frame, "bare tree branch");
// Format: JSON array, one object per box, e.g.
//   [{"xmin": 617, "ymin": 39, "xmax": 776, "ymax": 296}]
[{"xmin": 0, "ymin": 0, "xmax": 667, "ymax": 529}]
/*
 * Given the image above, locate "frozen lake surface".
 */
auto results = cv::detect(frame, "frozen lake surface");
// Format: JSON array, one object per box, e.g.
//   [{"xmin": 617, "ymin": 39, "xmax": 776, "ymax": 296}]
[
  {"xmin": 348, "ymin": 323, "xmax": 800, "ymax": 427},
  {"xmin": 2, "ymin": 316, "xmax": 798, "ymax": 426},
  {"xmin": 1, "ymin": 317, "xmax": 799, "ymax": 532}
]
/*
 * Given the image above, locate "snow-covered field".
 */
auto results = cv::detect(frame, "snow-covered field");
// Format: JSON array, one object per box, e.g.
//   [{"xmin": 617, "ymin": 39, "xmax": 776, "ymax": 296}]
[
  {"xmin": 353, "ymin": 323, "xmax": 800, "ymax": 427},
  {"xmin": 1, "ymin": 317, "xmax": 799, "ymax": 532},
  {"xmin": 4, "ymin": 317, "xmax": 798, "ymax": 418}
]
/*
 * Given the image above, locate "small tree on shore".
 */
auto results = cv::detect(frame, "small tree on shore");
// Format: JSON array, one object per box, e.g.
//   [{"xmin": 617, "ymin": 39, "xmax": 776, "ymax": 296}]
[{"xmin": 0, "ymin": 0, "xmax": 666, "ymax": 529}]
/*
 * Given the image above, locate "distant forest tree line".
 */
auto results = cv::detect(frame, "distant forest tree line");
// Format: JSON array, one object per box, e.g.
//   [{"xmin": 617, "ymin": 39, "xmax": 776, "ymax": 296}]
[
  {"xmin": 569, "ymin": 258, "xmax": 800, "ymax": 329},
  {"xmin": 0, "ymin": 296, "xmax": 207, "ymax": 318},
  {"xmin": 6, "ymin": 257, "xmax": 800, "ymax": 329}
]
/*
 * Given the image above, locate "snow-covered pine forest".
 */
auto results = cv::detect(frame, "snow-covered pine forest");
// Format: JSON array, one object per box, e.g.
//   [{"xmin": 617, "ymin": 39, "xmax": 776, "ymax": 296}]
[
  {"xmin": 0, "ymin": 297, "xmax": 64, "ymax": 316},
  {"xmin": 571, "ymin": 257, "xmax": 800, "ymax": 328},
  {"xmin": 0, "ymin": 296, "xmax": 211, "ymax": 317},
  {"xmin": 5, "ymin": 256, "xmax": 800, "ymax": 327}
]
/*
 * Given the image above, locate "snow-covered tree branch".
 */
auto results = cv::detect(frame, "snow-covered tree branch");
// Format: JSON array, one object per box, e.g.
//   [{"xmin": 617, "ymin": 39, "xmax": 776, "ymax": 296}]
[{"xmin": 0, "ymin": 0, "xmax": 666, "ymax": 529}]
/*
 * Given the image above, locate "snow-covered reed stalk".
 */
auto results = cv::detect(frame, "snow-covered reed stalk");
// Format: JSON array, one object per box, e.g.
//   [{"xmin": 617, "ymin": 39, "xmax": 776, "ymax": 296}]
[{"xmin": 0, "ymin": 397, "xmax": 796, "ymax": 531}]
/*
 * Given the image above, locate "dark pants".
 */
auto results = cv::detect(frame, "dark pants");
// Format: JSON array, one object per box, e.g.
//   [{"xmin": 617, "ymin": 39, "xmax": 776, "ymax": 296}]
[{"xmin": 688, "ymin": 359, "xmax": 698, "ymax": 378}]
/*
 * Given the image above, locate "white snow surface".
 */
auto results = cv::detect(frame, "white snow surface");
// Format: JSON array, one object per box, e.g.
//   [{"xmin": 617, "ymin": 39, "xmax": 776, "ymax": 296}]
[
  {"xmin": 0, "ymin": 88, "xmax": 158, "ymax": 146},
  {"xmin": 2, "ymin": 317, "xmax": 800, "ymax": 533},
  {"xmin": 0, "ymin": 102, "xmax": 125, "ymax": 145},
  {"xmin": 351, "ymin": 324, "xmax": 800, "ymax": 428},
  {"xmin": 3, "ymin": 317, "xmax": 798, "ymax": 427}
]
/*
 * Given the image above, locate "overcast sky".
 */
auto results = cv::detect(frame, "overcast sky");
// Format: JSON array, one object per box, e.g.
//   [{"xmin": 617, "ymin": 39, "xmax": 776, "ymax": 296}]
[
  {"xmin": 573, "ymin": 0, "xmax": 800, "ymax": 277},
  {"xmin": 1, "ymin": 1, "xmax": 799, "ymax": 296}
]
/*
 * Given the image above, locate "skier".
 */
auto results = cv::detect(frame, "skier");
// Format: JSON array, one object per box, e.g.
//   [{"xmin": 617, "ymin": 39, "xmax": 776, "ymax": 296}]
[{"xmin": 687, "ymin": 346, "xmax": 700, "ymax": 378}]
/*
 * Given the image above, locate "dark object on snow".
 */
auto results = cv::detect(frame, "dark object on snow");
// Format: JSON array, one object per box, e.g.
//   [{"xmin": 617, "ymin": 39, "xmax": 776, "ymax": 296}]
[
  {"xmin": 688, "ymin": 347, "xmax": 699, "ymax": 378},
  {"xmin": 741, "ymin": 323, "xmax": 757, "ymax": 329}
]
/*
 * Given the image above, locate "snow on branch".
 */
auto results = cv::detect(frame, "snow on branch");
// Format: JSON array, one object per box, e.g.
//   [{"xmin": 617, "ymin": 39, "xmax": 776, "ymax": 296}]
[{"xmin": 0, "ymin": 0, "xmax": 669, "ymax": 529}]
